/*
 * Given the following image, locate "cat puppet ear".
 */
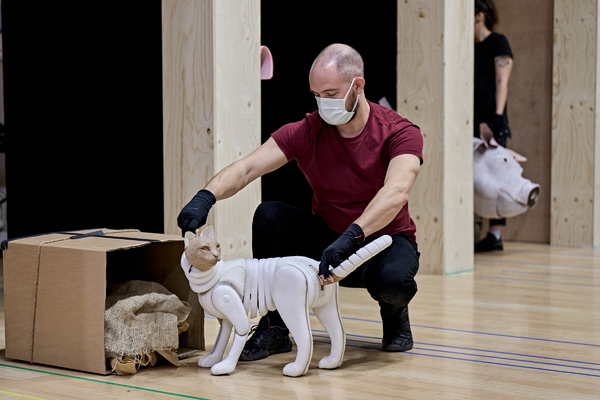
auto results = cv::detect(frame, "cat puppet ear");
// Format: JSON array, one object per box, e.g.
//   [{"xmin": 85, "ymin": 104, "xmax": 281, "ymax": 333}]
[
  {"xmin": 200, "ymin": 225, "xmax": 215, "ymax": 239},
  {"xmin": 183, "ymin": 232, "xmax": 194, "ymax": 248},
  {"xmin": 184, "ymin": 225, "xmax": 215, "ymax": 248}
]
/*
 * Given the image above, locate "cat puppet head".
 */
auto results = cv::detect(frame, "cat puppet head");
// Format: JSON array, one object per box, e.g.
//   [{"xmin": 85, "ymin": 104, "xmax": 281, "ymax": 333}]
[{"xmin": 184, "ymin": 226, "xmax": 221, "ymax": 271}]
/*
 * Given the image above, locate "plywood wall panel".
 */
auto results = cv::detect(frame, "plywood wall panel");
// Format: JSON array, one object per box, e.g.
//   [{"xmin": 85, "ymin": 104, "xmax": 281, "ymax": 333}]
[
  {"xmin": 163, "ymin": 0, "xmax": 215, "ymax": 237},
  {"xmin": 443, "ymin": 1, "xmax": 475, "ymax": 273},
  {"xmin": 595, "ymin": 0, "xmax": 600, "ymax": 247},
  {"xmin": 551, "ymin": 0, "xmax": 597, "ymax": 247},
  {"xmin": 162, "ymin": 0, "xmax": 260, "ymax": 259},
  {"xmin": 398, "ymin": 1, "xmax": 444, "ymax": 274},
  {"xmin": 494, "ymin": 0, "xmax": 553, "ymax": 244},
  {"xmin": 213, "ymin": 0, "xmax": 261, "ymax": 258},
  {"xmin": 398, "ymin": 0, "xmax": 473, "ymax": 274}
]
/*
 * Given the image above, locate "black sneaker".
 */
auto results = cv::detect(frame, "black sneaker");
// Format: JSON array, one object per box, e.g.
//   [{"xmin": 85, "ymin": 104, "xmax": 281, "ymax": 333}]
[
  {"xmin": 239, "ymin": 317, "xmax": 293, "ymax": 361},
  {"xmin": 381, "ymin": 306, "xmax": 414, "ymax": 352},
  {"xmin": 475, "ymin": 232, "xmax": 503, "ymax": 253}
]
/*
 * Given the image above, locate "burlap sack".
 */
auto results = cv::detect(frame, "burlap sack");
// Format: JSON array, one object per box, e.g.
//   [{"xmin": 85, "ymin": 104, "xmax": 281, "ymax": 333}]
[{"xmin": 105, "ymin": 280, "xmax": 191, "ymax": 374}]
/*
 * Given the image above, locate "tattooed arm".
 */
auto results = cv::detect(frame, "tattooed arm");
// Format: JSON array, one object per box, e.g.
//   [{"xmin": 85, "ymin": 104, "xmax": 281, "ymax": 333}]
[{"xmin": 494, "ymin": 55, "xmax": 513, "ymax": 114}]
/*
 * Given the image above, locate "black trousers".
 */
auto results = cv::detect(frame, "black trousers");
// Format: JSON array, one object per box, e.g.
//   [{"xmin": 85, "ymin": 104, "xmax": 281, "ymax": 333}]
[{"xmin": 252, "ymin": 201, "xmax": 420, "ymax": 321}]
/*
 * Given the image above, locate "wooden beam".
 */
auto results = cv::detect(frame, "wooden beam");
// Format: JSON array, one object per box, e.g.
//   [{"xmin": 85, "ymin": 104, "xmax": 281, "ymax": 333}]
[
  {"xmin": 212, "ymin": 0, "xmax": 261, "ymax": 258},
  {"xmin": 397, "ymin": 0, "xmax": 474, "ymax": 274},
  {"xmin": 551, "ymin": 0, "xmax": 598, "ymax": 247},
  {"xmin": 162, "ymin": 0, "xmax": 260, "ymax": 258}
]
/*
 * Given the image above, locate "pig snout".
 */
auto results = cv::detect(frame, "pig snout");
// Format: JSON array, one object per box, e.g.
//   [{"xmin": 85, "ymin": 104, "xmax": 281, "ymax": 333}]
[{"xmin": 494, "ymin": 179, "xmax": 540, "ymax": 219}]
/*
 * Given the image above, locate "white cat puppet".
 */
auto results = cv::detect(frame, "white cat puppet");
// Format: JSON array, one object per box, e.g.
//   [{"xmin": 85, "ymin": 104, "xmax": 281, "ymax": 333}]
[{"xmin": 181, "ymin": 226, "xmax": 392, "ymax": 377}]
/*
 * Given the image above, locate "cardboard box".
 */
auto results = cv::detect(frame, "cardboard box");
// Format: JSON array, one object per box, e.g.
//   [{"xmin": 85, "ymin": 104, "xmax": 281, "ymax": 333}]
[{"xmin": 2, "ymin": 229, "xmax": 204, "ymax": 374}]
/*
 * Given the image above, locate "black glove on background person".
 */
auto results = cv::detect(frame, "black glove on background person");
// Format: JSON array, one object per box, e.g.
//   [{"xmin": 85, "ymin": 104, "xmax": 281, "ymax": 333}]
[
  {"xmin": 177, "ymin": 189, "xmax": 216, "ymax": 234},
  {"xmin": 319, "ymin": 223, "xmax": 365, "ymax": 279},
  {"xmin": 490, "ymin": 113, "xmax": 510, "ymax": 141}
]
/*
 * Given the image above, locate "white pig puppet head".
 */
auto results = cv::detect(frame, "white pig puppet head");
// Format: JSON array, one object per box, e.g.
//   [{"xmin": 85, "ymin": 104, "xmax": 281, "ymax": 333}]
[{"xmin": 473, "ymin": 137, "xmax": 540, "ymax": 220}]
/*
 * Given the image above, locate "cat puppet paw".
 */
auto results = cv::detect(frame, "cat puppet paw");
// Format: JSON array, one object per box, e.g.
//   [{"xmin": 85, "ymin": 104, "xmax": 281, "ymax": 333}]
[
  {"xmin": 283, "ymin": 361, "xmax": 308, "ymax": 377},
  {"xmin": 210, "ymin": 360, "xmax": 237, "ymax": 376},
  {"xmin": 198, "ymin": 353, "xmax": 222, "ymax": 368},
  {"xmin": 318, "ymin": 355, "xmax": 342, "ymax": 370}
]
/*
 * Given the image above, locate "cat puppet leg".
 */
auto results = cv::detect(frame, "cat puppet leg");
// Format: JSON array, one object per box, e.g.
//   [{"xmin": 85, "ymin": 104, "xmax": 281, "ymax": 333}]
[
  {"xmin": 206, "ymin": 285, "xmax": 250, "ymax": 375},
  {"xmin": 198, "ymin": 318, "xmax": 233, "ymax": 368},
  {"xmin": 272, "ymin": 265, "xmax": 313, "ymax": 377},
  {"xmin": 313, "ymin": 235, "xmax": 392, "ymax": 369},
  {"xmin": 313, "ymin": 283, "xmax": 345, "ymax": 370}
]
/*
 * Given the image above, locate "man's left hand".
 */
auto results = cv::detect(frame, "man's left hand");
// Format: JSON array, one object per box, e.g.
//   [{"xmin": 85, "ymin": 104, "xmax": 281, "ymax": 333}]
[{"xmin": 319, "ymin": 223, "xmax": 365, "ymax": 280}]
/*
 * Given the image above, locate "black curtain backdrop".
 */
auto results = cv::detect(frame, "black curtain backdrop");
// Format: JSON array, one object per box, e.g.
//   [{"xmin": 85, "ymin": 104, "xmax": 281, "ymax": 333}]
[
  {"xmin": 2, "ymin": 2, "xmax": 164, "ymax": 238},
  {"xmin": 260, "ymin": 1, "xmax": 398, "ymax": 211}
]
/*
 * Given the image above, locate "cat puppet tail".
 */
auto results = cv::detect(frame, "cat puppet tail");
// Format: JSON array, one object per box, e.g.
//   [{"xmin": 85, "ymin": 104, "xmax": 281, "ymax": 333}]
[{"xmin": 330, "ymin": 235, "xmax": 393, "ymax": 278}]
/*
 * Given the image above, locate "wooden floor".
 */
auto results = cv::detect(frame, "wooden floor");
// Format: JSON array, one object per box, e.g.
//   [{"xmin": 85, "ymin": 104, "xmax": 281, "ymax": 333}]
[{"xmin": 1, "ymin": 241, "xmax": 599, "ymax": 399}]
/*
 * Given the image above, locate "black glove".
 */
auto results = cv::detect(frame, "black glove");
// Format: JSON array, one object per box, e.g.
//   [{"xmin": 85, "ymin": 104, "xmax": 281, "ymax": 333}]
[
  {"xmin": 177, "ymin": 189, "xmax": 216, "ymax": 234},
  {"xmin": 489, "ymin": 114, "xmax": 510, "ymax": 141},
  {"xmin": 319, "ymin": 223, "xmax": 365, "ymax": 279}
]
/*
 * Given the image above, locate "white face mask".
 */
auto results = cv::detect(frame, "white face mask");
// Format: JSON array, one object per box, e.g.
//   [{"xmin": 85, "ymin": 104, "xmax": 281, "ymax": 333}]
[{"xmin": 315, "ymin": 78, "xmax": 359, "ymax": 125}]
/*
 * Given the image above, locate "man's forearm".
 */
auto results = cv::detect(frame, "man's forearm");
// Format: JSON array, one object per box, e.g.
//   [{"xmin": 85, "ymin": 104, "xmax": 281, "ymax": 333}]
[
  {"xmin": 354, "ymin": 154, "xmax": 420, "ymax": 237},
  {"xmin": 495, "ymin": 81, "xmax": 508, "ymax": 115},
  {"xmin": 203, "ymin": 137, "xmax": 289, "ymax": 202},
  {"xmin": 204, "ymin": 161, "xmax": 250, "ymax": 201},
  {"xmin": 494, "ymin": 55, "xmax": 512, "ymax": 115},
  {"xmin": 354, "ymin": 187, "xmax": 408, "ymax": 237}
]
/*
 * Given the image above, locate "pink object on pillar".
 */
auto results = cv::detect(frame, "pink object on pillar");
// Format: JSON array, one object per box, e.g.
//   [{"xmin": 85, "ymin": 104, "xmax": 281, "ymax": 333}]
[{"xmin": 260, "ymin": 46, "xmax": 273, "ymax": 80}]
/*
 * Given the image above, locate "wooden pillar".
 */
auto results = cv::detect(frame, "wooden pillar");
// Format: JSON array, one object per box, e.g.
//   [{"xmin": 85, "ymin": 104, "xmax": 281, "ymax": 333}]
[
  {"xmin": 162, "ymin": 0, "xmax": 260, "ymax": 259},
  {"xmin": 397, "ymin": 1, "xmax": 474, "ymax": 274},
  {"xmin": 551, "ymin": 0, "xmax": 600, "ymax": 248}
]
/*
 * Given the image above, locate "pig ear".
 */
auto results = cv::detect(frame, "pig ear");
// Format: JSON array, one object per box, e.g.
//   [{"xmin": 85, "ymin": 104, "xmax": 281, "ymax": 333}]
[
  {"xmin": 474, "ymin": 138, "xmax": 487, "ymax": 154},
  {"xmin": 200, "ymin": 225, "xmax": 215, "ymax": 239},
  {"xmin": 506, "ymin": 148, "xmax": 527, "ymax": 162}
]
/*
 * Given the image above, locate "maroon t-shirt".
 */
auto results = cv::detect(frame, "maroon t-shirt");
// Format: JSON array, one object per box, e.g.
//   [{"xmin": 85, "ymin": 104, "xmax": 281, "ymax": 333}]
[{"xmin": 272, "ymin": 101, "xmax": 423, "ymax": 240}]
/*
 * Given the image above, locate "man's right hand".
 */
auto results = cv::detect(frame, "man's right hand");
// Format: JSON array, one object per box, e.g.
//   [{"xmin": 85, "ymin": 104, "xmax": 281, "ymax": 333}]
[{"xmin": 177, "ymin": 189, "xmax": 216, "ymax": 234}]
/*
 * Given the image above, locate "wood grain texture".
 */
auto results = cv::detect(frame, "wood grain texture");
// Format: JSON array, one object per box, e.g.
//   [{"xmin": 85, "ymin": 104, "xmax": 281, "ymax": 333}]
[
  {"xmin": 494, "ymin": 0, "xmax": 553, "ymax": 244},
  {"xmin": 2, "ymin": 241, "xmax": 599, "ymax": 399},
  {"xmin": 162, "ymin": 0, "xmax": 215, "ymax": 236},
  {"xmin": 595, "ymin": 0, "xmax": 600, "ymax": 248},
  {"xmin": 398, "ymin": 1, "xmax": 473, "ymax": 274},
  {"xmin": 213, "ymin": 0, "xmax": 261, "ymax": 259},
  {"xmin": 398, "ymin": 1, "xmax": 444, "ymax": 274},
  {"xmin": 442, "ymin": 0, "xmax": 475, "ymax": 274},
  {"xmin": 551, "ymin": 0, "xmax": 597, "ymax": 247},
  {"xmin": 162, "ymin": 0, "xmax": 260, "ymax": 259}
]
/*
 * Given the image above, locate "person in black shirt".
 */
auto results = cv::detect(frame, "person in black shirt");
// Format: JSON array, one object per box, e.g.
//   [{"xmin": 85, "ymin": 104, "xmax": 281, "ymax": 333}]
[{"xmin": 474, "ymin": 0, "xmax": 514, "ymax": 252}]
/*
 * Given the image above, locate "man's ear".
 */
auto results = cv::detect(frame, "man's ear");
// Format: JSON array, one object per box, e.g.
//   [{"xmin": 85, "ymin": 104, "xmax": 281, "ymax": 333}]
[
  {"xmin": 355, "ymin": 77, "xmax": 366, "ymax": 96},
  {"xmin": 200, "ymin": 225, "xmax": 215, "ymax": 239}
]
